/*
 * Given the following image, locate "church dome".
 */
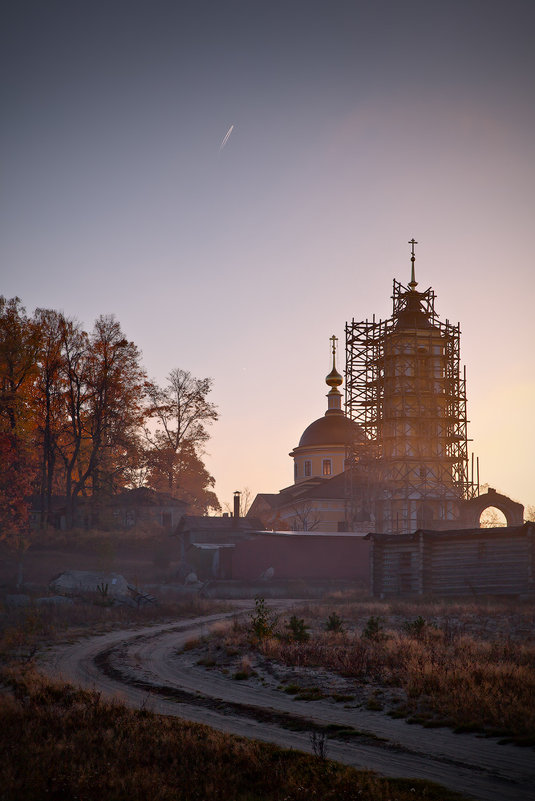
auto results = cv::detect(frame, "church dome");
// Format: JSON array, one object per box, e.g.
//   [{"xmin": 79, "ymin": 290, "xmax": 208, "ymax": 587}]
[
  {"xmin": 326, "ymin": 365, "xmax": 343, "ymax": 388},
  {"xmin": 298, "ymin": 413, "xmax": 363, "ymax": 448}
]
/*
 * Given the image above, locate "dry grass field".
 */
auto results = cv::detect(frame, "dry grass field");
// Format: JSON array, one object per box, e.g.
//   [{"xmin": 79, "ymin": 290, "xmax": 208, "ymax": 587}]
[
  {"xmin": 0, "ymin": 588, "xmax": 481, "ymax": 801},
  {"xmin": 0, "ymin": 668, "xmax": 470, "ymax": 801},
  {"xmin": 0, "ymin": 582, "xmax": 532, "ymax": 801},
  {"xmin": 198, "ymin": 593, "xmax": 535, "ymax": 745}
]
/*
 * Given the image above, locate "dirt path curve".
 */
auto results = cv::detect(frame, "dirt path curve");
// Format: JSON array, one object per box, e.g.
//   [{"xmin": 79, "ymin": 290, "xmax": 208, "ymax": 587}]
[{"xmin": 39, "ymin": 606, "xmax": 535, "ymax": 801}]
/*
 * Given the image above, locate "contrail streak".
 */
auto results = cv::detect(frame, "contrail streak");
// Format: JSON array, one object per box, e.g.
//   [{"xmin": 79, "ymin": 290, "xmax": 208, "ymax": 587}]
[{"xmin": 219, "ymin": 124, "xmax": 234, "ymax": 151}]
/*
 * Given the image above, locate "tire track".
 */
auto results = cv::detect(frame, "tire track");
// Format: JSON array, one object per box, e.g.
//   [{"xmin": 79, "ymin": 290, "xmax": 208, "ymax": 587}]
[{"xmin": 40, "ymin": 611, "xmax": 535, "ymax": 801}]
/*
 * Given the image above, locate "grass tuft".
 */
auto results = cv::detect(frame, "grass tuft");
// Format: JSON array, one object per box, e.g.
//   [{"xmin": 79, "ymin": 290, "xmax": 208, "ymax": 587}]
[{"xmin": 0, "ymin": 669, "xmax": 472, "ymax": 801}]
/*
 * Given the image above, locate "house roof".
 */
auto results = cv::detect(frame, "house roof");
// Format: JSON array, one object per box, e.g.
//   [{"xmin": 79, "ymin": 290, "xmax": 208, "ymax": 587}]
[
  {"xmin": 175, "ymin": 515, "xmax": 265, "ymax": 535},
  {"xmin": 111, "ymin": 487, "xmax": 188, "ymax": 507},
  {"xmin": 30, "ymin": 487, "xmax": 188, "ymax": 511},
  {"xmin": 254, "ymin": 530, "xmax": 368, "ymax": 539},
  {"xmin": 247, "ymin": 493, "xmax": 280, "ymax": 510},
  {"xmin": 366, "ymin": 522, "xmax": 534, "ymax": 543}
]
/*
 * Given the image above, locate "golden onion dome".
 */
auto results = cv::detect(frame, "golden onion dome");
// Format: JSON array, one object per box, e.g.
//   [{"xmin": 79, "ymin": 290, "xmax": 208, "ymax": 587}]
[{"xmin": 325, "ymin": 366, "xmax": 343, "ymax": 388}]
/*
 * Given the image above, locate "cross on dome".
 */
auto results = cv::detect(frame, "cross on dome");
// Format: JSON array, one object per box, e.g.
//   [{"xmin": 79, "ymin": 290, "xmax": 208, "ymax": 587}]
[
  {"xmin": 408, "ymin": 237, "xmax": 418, "ymax": 291},
  {"xmin": 326, "ymin": 334, "xmax": 343, "ymax": 389}
]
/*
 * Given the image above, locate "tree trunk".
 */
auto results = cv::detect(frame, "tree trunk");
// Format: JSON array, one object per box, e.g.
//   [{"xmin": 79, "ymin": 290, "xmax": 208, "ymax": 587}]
[{"xmin": 16, "ymin": 547, "xmax": 25, "ymax": 589}]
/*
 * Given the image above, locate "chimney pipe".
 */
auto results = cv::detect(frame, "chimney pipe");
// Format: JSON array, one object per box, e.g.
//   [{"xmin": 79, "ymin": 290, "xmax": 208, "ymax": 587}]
[{"xmin": 233, "ymin": 491, "xmax": 241, "ymax": 519}]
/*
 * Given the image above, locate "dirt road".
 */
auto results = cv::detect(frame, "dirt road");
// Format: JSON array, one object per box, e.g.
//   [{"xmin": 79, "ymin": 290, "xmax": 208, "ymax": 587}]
[{"xmin": 39, "ymin": 609, "xmax": 535, "ymax": 801}]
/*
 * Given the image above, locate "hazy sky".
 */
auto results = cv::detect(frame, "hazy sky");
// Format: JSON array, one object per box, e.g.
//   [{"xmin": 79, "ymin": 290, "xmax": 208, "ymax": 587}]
[{"xmin": 2, "ymin": 0, "xmax": 534, "ymax": 511}]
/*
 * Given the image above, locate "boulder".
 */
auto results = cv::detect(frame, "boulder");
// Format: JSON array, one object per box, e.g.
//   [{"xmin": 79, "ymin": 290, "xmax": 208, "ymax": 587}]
[{"xmin": 50, "ymin": 571, "xmax": 129, "ymax": 598}]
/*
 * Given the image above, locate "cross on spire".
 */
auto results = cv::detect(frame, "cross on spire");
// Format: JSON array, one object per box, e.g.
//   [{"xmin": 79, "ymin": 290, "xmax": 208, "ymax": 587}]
[
  {"xmin": 330, "ymin": 334, "xmax": 338, "ymax": 359},
  {"xmin": 408, "ymin": 238, "xmax": 418, "ymax": 291}
]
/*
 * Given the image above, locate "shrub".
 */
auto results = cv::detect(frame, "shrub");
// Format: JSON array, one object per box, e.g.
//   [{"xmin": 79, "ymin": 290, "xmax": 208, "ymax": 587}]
[
  {"xmin": 250, "ymin": 596, "xmax": 277, "ymax": 641},
  {"xmin": 402, "ymin": 616, "xmax": 428, "ymax": 639},
  {"xmin": 286, "ymin": 615, "xmax": 310, "ymax": 642},
  {"xmin": 362, "ymin": 615, "xmax": 386, "ymax": 641},
  {"xmin": 325, "ymin": 612, "xmax": 345, "ymax": 633}
]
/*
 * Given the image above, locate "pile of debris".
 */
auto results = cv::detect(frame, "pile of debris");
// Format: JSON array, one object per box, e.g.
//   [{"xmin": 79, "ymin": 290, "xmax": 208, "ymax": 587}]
[{"xmin": 50, "ymin": 570, "xmax": 156, "ymax": 607}]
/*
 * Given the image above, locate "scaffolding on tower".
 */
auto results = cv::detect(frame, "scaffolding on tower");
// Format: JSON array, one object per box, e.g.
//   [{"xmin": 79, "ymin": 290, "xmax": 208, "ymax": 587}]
[{"xmin": 344, "ymin": 277, "xmax": 479, "ymax": 534}]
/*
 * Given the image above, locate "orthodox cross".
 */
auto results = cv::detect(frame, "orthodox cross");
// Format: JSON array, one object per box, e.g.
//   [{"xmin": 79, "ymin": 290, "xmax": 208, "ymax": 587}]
[
  {"xmin": 408, "ymin": 238, "xmax": 418, "ymax": 290},
  {"xmin": 330, "ymin": 334, "xmax": 338, "ymax": 358}
]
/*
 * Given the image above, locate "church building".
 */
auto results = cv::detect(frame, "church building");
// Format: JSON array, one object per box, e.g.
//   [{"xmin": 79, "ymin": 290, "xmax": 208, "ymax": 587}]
[
  {"xmin": 248, "ymin": 337, "xmax": 371, "ymax": 532},
  {"xmin": 248, "ymin": 241, "xmax": 524, "ymax": 534}
]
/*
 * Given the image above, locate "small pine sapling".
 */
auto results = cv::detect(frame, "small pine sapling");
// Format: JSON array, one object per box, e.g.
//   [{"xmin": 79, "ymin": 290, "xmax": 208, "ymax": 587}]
[
  {"xmin": 325, "ymin": 612, "xmax": 344, "ymax": 633},
  {"xmin": 286, "ymin": 615, "xmax": 310, "ymax": 642},
  {"xmin": 362, "ymin": 615, "xmax": 386, "ymax": 641}
]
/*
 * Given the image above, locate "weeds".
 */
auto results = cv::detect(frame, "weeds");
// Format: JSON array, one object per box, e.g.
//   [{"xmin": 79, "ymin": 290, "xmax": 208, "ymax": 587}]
[
  {"xmin": 310, "ymin": 730, "xmax": 328, "ymax": 759},
  {"xmin": 0, "ymin": 596, "xmax": 229, "ymax": 666},
  {"xmin": 250, "ymin": 596, "xmax": 278, "ymax": 641},
  {"xmin": 208, "ymin": 596, "xmax": 535, "ymax": 742},
  {"xmin": 233, "ymin": 655, "xmax": 255, "ymax": 680},
  {"xmin": 0, "ymin": 669, "xmax": 470, "ymax": 801}
]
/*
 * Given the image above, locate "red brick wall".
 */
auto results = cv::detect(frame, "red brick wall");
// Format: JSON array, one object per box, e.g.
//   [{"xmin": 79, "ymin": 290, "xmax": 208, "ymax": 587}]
[{"xmin": 231, "ymin": 534, "xmax": 370, "ymax": 581}]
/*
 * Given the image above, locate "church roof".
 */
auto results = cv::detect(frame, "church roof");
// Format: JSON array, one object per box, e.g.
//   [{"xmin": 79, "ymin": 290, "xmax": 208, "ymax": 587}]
[
  {"xmin": 298, "ymin": 413, "xmax": 363, "ymax": 448},
  {"xmin": 278, "ymin": 469, "xmax": 367, "ymax": 503},
  {"xmin": 394, "ymin": 291, "xmax": 435, "ymax": 330},
  {"xmin": 291, "ymin": 334, "xmax": 365, "ymax": 450}
]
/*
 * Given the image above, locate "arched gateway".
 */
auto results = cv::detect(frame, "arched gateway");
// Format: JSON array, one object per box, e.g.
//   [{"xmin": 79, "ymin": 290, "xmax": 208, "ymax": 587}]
[{"xmin": 460, "ymin": 488, "xmax": 524, "ymax": 528}]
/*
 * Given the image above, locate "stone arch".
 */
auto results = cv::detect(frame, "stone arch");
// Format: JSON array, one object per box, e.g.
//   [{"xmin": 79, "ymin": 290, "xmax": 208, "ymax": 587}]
[{"xmin": 460, "ymin": 488, "xmax": 524, "ymax": 528}]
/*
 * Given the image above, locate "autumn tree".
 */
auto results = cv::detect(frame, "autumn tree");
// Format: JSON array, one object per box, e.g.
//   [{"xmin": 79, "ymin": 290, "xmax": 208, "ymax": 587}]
[
  {"xmin": 0, "ymin": 297, "xmax": 40, "ymax": 433},
  {"xmin": 54, "ymin": 316, "xmax": 91, "ymax": 527},
  {"xmin": 0, "ymin": 297, "xmax": 40, "ymax": 583},
  {"xmin": 156, "ymin": 442, "xmax": 220, "ymax": 515},
  {"xmin": 0, "ymin": 295, "xmax": 222, "ymax": 537},
  {"xmin": 143, "ymin": 369, "xmax": 219, "ymax": 512},
  {"xmin": 33, "ymin": 308, "xmax": 67, "ymax": 527},
  {"xmin": 62, "ymin": 315, "xmax": 146, "ymax": 525}
]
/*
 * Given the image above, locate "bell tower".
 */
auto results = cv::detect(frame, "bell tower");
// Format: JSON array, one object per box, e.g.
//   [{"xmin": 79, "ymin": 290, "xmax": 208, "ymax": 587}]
[{"xmin": 345, "ymin": 240, "xmax": 478, "ymax": 533}]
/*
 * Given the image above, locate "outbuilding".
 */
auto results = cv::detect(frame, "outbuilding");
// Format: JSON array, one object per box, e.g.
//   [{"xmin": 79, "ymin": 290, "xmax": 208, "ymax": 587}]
[{"xmin": 367, "ymin": 523, "xmax": 535, "ymax": 597}]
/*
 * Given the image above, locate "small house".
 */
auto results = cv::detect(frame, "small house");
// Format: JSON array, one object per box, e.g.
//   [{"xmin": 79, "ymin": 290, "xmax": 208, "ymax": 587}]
[{"xmin": 368, "ymin": 523, "xmax": 535, "ymax": 597}]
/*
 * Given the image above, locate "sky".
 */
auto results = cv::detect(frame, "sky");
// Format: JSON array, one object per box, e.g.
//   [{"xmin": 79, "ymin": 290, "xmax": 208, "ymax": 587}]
[{"xmin": 2, "ymin": 0, "xmax": 534, "ymax": 512}]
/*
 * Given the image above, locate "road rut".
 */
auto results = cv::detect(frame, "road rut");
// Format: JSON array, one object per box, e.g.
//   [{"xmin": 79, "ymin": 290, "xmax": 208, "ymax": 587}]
[{"xmin": 39, "ymin": 610, "xmax": 535, "ymax": 801}]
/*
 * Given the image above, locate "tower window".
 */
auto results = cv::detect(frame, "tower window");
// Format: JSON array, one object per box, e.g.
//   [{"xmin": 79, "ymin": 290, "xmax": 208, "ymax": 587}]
[
  {"xmin": 294, "ymin": 462, "xmax": 298, "ymax": 480},
  {"xmin": 322, "ymin": 459, "xmax": 332, "ymax": 476},
  {"xmin": 304, "ymin": 460, "xmax": 311, "ymax": 477}
]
